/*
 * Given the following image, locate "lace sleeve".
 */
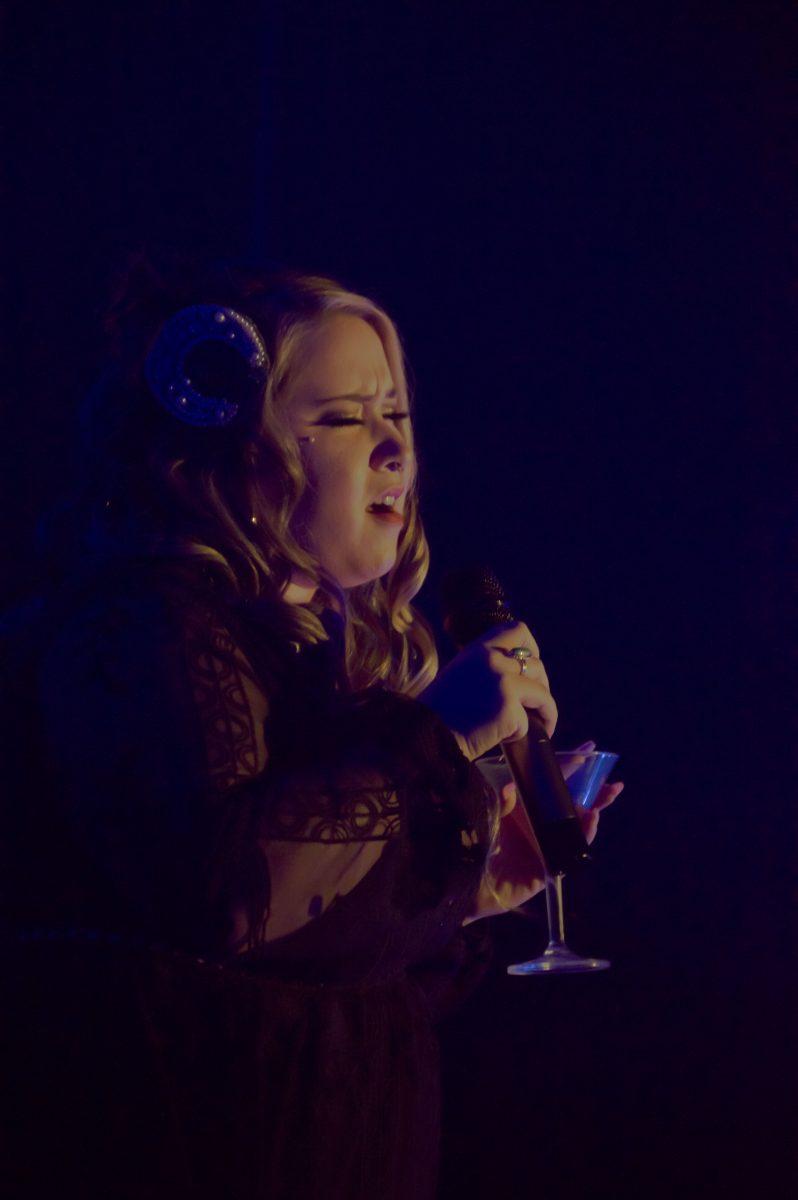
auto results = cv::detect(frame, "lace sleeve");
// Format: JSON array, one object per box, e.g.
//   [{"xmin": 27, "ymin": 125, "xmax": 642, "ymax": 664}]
[
  {"xmin": 180, "ymin": 601, "xmax": 411, "ymax": 952},
  {"xmin": 37, "ymin": 565, "xmax": 496, "ymax": 962}
]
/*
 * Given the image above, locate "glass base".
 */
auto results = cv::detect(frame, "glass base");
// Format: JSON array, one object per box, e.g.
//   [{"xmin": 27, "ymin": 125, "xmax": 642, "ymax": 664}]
[{"xmin": 507, "ymin": 943, "xmax": 611, "ymax": 975}]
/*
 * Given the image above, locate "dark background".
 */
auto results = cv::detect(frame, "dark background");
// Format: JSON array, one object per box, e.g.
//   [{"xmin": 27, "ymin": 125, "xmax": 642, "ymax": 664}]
[{"xmin": 3, "ymin": 3, "xmax": 795, "ymax": 1196}]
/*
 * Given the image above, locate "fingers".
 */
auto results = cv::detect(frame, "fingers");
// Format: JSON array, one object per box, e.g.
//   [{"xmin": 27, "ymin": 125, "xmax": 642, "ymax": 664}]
[
  {"xmin": 578, "ymin": 781, "xmax": 624, "ymax": 844},
  {"xmin": 560, "ymin": 753, "xmax": 588, "ymax": 781},
  {"xmin": 496, "ymin": 692, "xmax": 557, "ymax": 743},
  {"xmin": 580, "ymin": 809, "xmax": 600, "ymax": 845},
  {"xmin": 513, "ymin": 678, "xmax": 558, "ymax": 740},
  {"xmin": 483, "ymin": 646, "xmax": 557, "ymax": 739},
  {"xmin": 499, "ymin": 781, "xmax": 517, "ymax": 817},
  {"xmin": 480, "ymin": 624, "xmax": 557, "ymax": 738},
  {"xmin": 591, "ymin": 781, "xmax": 624, "ymax": 812},
  {"xmin": 454, "ymin": 620, "xmax": 558, "ymax": 750},
  {"xmin": 501, "ymin": 780, "xmax": 624, "ymax": 854},
  {"xmin": 483, "ymin": 621, "xmax": 540, "ymax": 660},
  {"xmin": 487, "ymin": 646, "xmax": 550, "ymax": 691}
]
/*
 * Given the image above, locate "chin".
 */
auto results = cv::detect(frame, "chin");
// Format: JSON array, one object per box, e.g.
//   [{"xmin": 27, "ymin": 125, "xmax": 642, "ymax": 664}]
[{"xmin": 337, "ymin": 557, "xmax": 398, "ymax": 589}]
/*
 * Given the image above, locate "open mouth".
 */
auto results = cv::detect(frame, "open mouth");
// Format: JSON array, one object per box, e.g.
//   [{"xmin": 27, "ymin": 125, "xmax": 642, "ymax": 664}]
[{"xmin": 367, "ymin": 506, "xmax": 404, "ymax": 525}]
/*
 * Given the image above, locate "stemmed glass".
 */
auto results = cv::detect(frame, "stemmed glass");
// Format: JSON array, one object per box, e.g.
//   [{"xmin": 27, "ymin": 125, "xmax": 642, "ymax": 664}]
[{"xmin": 475, "ymin": 747, "xmax": 619, "ymax": 974}]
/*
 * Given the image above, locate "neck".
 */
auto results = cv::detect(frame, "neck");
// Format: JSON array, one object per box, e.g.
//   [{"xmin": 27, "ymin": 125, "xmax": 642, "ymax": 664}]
[{"xmin": 281, "ymin": 570, "xmax": 318, "ymax": 606}]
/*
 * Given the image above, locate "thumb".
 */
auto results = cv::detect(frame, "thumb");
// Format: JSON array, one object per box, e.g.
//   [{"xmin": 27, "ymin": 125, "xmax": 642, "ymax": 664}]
[{"xmin": 499, "ymin": 781, "xmax": 517, "ymax": 817}]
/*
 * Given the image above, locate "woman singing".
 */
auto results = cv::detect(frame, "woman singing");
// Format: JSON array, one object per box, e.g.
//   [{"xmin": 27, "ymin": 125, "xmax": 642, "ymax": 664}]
[{"xmin": 1, "ymin": 253, "xmax": 620, "ymax": 1199}]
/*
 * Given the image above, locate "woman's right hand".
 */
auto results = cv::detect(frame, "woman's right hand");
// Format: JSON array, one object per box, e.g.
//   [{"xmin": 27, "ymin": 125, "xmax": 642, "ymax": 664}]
[{"xmin": 418, "ymin": 621, "xmax": 558, "ymax": 763}]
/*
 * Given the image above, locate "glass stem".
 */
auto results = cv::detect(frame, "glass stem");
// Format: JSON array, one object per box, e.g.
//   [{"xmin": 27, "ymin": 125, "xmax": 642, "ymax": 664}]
[{"xmin": 544, "ymin": 872, "xmax": 567, "ymax": 948}]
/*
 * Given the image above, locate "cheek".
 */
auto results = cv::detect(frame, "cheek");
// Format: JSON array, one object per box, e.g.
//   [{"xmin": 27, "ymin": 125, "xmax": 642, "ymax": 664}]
[{"xmin": 304, "ymin": 463, "xmax": 363, "ymax": 527}]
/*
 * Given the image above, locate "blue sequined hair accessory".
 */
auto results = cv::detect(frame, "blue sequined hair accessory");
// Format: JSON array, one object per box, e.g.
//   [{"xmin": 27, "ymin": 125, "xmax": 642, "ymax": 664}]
[{"xmin": 144, "ymin": 304, "xmax": 269, "ymax": 428}]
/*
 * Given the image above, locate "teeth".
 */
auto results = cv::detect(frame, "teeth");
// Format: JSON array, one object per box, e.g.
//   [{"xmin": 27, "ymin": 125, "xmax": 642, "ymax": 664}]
[{"xmin": 368, "ymin": 494, "xmax": 401, "ymax": 513}]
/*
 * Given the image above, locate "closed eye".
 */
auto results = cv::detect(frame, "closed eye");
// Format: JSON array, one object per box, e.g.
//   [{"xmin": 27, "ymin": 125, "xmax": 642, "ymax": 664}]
[{"xmin": 319, "ymin": 414, "xmax": 411, "ymax": 426}]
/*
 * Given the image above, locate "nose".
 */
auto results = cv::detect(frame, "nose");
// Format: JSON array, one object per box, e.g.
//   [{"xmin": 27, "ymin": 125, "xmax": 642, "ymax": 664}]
[
  {"xmin": 371, "ymin": 439, "xmax": 411, "ymax": 475},
  {"xmin": 370, "ymin": 419, "xmax": 412, "ymax": 476}
]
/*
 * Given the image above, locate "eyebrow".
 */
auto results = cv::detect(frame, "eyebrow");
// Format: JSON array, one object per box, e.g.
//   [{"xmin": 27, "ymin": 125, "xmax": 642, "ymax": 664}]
[{"xmin": 311, "ymin": 388, "xmax": 398, "ymax": 408}]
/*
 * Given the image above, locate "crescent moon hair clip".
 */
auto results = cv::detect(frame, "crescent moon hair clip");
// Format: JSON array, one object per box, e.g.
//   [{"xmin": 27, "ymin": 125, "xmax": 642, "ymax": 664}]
[{"xmin": 144, "ymin": 304, "xmax": 269, "ymax": 428}]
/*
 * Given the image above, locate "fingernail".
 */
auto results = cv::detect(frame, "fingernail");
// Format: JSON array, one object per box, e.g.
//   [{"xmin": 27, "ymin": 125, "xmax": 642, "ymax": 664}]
[{"xmin": 577, "ymin": 740, "xmax": 596, "ymax": 751}]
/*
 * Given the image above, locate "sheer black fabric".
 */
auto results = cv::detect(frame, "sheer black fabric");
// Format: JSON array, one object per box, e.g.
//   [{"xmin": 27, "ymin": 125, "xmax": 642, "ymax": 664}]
[{"xmin": 0, "ymin": 557, "xmax": 497, "ymax": 1199}]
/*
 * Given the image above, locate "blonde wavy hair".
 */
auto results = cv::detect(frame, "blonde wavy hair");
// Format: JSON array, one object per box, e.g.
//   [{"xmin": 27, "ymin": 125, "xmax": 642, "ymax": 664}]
[
  {"xmin": 36, "ymin": 248, "xmax": 507, "ymax": 908},
  {"xmin": 39, "ymin": 250, "xmax": 438, "ymax": 698}
]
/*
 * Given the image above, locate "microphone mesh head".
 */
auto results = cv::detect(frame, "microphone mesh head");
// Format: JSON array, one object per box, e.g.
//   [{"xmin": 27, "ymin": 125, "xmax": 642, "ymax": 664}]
[{"xmin": 439, "ymin": 563, "xmax": 517, "ymax": 648}]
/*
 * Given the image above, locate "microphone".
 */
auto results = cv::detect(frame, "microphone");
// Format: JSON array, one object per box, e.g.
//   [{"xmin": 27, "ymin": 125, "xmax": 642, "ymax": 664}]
[{"xmin": 440, "ymin": 564, "xmax": 590, "ymax": 875}]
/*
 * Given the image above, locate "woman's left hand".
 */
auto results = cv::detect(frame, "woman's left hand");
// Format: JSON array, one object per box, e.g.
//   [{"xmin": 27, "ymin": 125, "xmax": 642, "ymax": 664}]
[
  {"xmin": 462, "ymin": 769, "xmax": 625, "ymax": 924},
  {"xmin": 576, "ymin": 777, "xmax": 625, "ymax": 845}
]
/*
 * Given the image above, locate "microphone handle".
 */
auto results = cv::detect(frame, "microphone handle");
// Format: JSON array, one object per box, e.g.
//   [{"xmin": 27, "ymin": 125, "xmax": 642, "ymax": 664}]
[
  {"xmin": 439, "ymin": 564, "xmax": 590, "ymax": 875},
  {"xmin": 500, "ymin": 715, "xmax": 590, "ymax": 876}
]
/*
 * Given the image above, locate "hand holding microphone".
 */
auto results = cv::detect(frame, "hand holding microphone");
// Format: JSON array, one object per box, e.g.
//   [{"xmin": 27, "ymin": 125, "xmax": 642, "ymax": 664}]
[
  {"xmin": 418, "ymin": 564, "xmax": 591, "ymax": 876},
  {"xmin": 418, "ymin": 618, "xmax": 558, "ymax": 764}
]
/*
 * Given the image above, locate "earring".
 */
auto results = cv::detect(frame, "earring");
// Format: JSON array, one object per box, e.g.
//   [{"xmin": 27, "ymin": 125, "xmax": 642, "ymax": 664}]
[{"xmin": 299, "ymin": 436, "xmax": 316, "ymax": 445}]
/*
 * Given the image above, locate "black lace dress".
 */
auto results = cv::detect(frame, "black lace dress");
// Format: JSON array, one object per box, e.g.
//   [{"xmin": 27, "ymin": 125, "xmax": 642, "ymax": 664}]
[{"xmin": 1, "ymin": 558, "xmax": 497, "ymax": 1200}]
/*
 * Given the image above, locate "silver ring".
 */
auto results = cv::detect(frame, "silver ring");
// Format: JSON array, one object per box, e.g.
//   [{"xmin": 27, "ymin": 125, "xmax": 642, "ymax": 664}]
[{"xmin": 505, "ymin": 646, "xmax": 534, "ymax": 676}]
